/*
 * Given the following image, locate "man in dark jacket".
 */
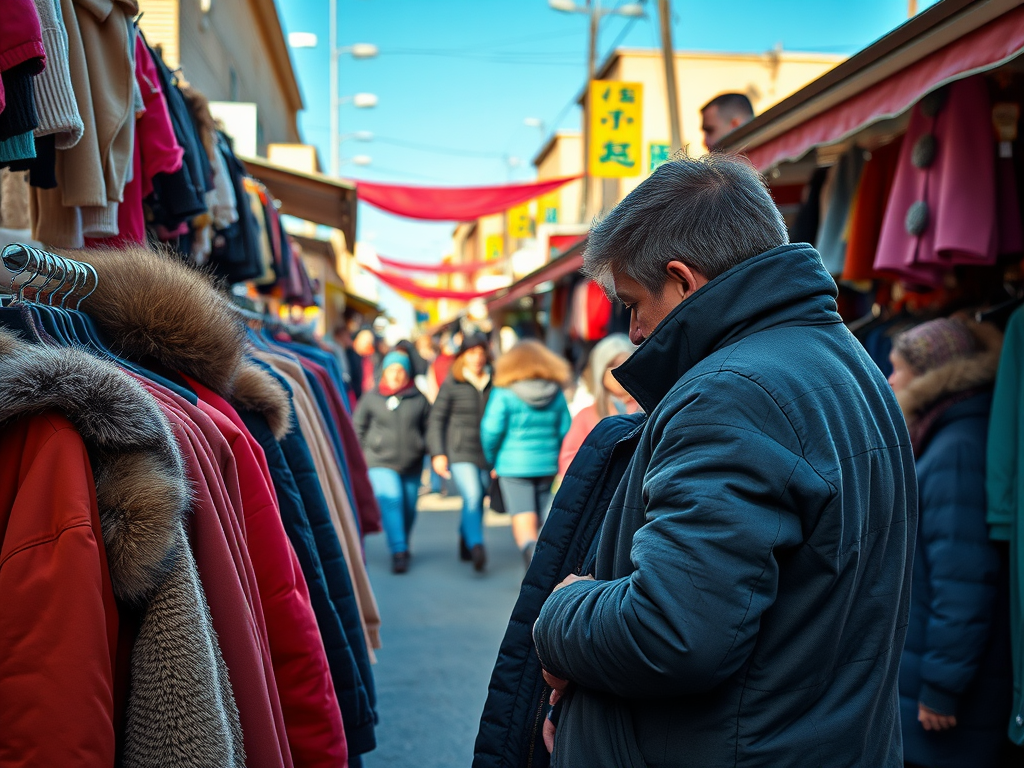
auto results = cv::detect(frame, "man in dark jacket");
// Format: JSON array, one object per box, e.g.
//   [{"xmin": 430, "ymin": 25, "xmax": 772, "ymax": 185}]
[{"xmin": 531, "ymin": 155, "xmax": 917, "ymax": 767}]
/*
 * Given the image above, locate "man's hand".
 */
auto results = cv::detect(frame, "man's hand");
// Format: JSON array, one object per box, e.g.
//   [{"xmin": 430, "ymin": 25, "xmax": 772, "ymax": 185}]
[
  {"xmin": 542, "ymin": 672, "xmax": 570, "ymax": 754},
  {"xmin": 431, "ymin": 455, "xmax": 451, "ymax": 479},
  {"xmin": 918, "ymin": 703, "xmax": 957, "ymax": 731},
  {"xmin": 553, "ymin": 573, "xmax": 595, "ymax": 593}
]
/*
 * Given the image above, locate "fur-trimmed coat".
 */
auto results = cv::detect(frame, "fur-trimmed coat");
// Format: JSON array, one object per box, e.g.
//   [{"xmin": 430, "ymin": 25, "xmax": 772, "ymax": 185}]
[
  {"xmin": 895, "ymin": 321, "xmax": 1014, "ymax": 767},
  {"xmin": 0, "ymin": 328, "xmax": 244, "ymax": 767},
  {"xmin": 69, "ymin": 244, "xmax": 362, "ymax": 768}
]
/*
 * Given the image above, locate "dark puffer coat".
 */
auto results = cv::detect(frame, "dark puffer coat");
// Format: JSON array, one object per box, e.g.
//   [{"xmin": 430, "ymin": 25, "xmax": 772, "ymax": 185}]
[
  {"xmin": 474, "ymin": 413, "xmax": 645, "ymax": 768},
  {"xmin": 894, "ymin": 323, "xmax": 1013, "ymax": 768},
  {"xmin": 354, "ymin": 386, "xmax": 430, "ymax": 476},
  {"xmin": 427, "ymin": 358, "xmax": 491, "ymax": 469},
  {"xmin": 532, "ymin": 244, "xmax": 917, "ymax": 767}
]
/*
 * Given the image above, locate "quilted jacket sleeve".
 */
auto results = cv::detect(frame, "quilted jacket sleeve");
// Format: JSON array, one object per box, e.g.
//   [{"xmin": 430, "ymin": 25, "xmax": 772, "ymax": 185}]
[
  {"xmin": 534, "ymin": 372, "xmax": 821, "ymax": 697},
  {"xmin": 426, "ymin": 379, "xmax": 453, "ymax": 458}
]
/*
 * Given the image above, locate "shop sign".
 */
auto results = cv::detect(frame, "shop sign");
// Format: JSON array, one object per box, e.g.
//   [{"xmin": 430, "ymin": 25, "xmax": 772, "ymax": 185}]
[
  {"xmin": 485, "ymin": 233, "xmax": 503, "ymax": 260},
  {"xmin": 649, "ymin": 141, "xmax": 671, "ymax": 172},
  {"xmin": 590, "ymin": 81, "xmax": 643, "ymax": 178},
  {"xmin": 508, "ymin": 202, "xmax": 533, "ymax": 239}
]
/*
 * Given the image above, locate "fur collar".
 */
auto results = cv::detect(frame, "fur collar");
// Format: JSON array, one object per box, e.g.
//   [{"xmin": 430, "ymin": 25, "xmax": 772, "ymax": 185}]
[
  {"xmin": 897, "ymin": 320, "xmax": 1003, "ymax": 425},
  {"xmin": 0, "ymin": 330, "xmax": 188, "ymax": 604},
  {"xmin": 71, "ymin": 245, "xmax": 291, "ymax": 436},
  {"xmin": 492, "ymin": 340, "xmax": 571, "ymax": 388}
]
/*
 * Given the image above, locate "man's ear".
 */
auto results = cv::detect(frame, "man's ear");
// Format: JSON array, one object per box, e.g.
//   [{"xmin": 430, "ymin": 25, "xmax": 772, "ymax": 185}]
[{"xmin": 665, "ymin": 260, "xmax": 708, "ymax": 300}]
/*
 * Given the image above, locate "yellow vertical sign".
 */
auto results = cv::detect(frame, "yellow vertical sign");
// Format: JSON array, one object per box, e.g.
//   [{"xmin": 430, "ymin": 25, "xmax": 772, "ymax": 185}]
[
  {"xmin": 538, "ymin": 191, "xmax": 560, "ymax": 224},
  {"xmin": 484, "ymin": 234, "xmax": 503, "ymax": 261},
  {"xmin": 590, "ymin": 81, "xmax": 643, "ymax": 178},
  {"xmin": 508, "ymin": 202, "xmax": 533, "ymax": 239}
]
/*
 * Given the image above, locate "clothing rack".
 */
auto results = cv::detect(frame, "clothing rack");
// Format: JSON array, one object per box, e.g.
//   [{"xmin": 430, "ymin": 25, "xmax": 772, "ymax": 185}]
[{"xmin": 1, "ymin": 243, "xmax": 97, "ymax": 308}]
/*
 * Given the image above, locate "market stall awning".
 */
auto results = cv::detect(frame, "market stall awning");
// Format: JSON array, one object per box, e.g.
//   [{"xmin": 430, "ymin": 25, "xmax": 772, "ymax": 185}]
[
  {"xmin": 377, "ymin": 255, "xmax": 503, "ymax": 274},
  {"xmin": 242, "ymin": 156, "xmax": 357, "ymax": 251},
  {"xmin": 353, "ymin": 175, "xmax": 581, "ymax": 221},
  {"xmin": 359, "ymin": 262, "xmax": 504, "ymax": 301},
  {"xmin": 720, "ymin": 0, "xmax": 1024, "ymax": 170},
  {"xmin": 487, "ymin": 238, "xmax": 588, "ymax": 312}
]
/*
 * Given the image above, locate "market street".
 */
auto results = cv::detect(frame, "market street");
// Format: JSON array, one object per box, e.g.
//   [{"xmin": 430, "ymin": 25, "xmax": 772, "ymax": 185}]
[{"xmin": 363, "ymin": 495, "xmax": 522, "ymax": 768}]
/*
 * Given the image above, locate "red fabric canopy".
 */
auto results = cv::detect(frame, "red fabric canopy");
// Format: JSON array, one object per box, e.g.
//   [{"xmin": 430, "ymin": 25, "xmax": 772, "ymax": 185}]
[
  {"xmin": 746, "ymin": 6, "xmax": 1024, "ymax": 171},
  {"xmin": 354, "ymin": 175, "xmax": 581, "ymax": 221},
  {"xmin": 360, "ymin": 263, "xmax": 502, "ymax": 301},
  {"xmin": 377, "ymin": 255, "xmax": 503, "ymax": 274}
]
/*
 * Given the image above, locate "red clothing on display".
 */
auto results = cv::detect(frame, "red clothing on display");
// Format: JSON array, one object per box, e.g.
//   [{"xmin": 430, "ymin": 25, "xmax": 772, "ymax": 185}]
[
  {"xmin": 185, "ymin": 376, "xmax": 351, "ymax": 768},
  {"xmin": 0, "ymin": 413, "xmax": 118, "ymax": 768}
]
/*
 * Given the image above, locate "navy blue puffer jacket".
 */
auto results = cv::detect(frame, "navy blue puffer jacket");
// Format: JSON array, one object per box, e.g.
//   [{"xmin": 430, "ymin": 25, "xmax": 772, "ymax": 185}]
[{"xmin": 899, "ymin": 392, "xmax": 1013, "ymax": 768}]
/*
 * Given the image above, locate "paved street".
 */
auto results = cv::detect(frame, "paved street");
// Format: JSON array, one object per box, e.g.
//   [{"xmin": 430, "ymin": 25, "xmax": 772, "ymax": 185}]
[{"xmin": 362, "ymin": 494, "xmax": 524, "ymax": 768}]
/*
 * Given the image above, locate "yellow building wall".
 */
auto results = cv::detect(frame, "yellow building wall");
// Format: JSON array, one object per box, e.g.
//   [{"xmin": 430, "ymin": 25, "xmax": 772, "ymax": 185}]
[
  {"xmin": 535, "ymin": 131, "xmax": 583, "ymax": 228},
  {"xmin": 138, "ymin": 0, "xmax": 301, "ymax": 151}
]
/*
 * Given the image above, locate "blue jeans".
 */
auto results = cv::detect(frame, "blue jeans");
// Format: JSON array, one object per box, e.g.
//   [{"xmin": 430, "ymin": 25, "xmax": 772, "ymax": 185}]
[
  {"xmin": 451, "ymin": 462, "xmax": 490, "ymax": 549},
  {"xmin": 368, "ymin": 467, "xmax": 421, "ymax": 555}
]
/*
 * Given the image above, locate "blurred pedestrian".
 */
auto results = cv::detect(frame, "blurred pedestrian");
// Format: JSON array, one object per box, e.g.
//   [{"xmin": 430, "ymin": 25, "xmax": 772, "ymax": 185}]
[
  {"xmin": 558, "ymin": 333, "xmax": 638, "ymax": 477},
  {"xmin": 481, "ymin": 340, "xmax": 571, "ymax": 567},
  {"xmin": 354, "ymin": 351, "xmax": 431, "ymax": 574},
  {"xmin": 427, "ymin": 332, "xmax": 493, "ymax": 572},
  {"xmin": 701, "ymin": 92, "xmax": 754, "ymax": 151},
  {"xmin": 332, "ymin": 324, "xmax": 364, "ymax": 400},
  {"xmin": 353, "ymin": 328, "xmax": 383, "ymax": 393},
  {"xmin": 889, "ymin": 318, "xmax": 1013, "ymax": 768}
]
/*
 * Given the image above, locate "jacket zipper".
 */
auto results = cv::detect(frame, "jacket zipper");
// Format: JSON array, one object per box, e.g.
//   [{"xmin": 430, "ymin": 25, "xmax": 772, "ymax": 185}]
[{"xmin": 526, "ymin": 683, "xmax": 551, "ymax": 768}]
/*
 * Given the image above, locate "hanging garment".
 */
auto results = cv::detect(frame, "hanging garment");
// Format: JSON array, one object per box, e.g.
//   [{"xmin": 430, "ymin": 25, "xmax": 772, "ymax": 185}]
[
  {"xmin": 186, "ymin": 375, "xmax": 351, "ymax": 768},
  {"xmin": 816, "ymin": 146, "xmax": 866, "ymax": 276},
  {"xmin": 875, "ymin": 77, "xmax": 998, "ymax": 286},
  {"xmin": 240, "ymin": 365, "xmax": 378, "ymax": 758},
  {"xmin": 87, "ymin": 32, "xmax": 183, "ymax": 246},
  {"xmin": 31, "ymin": 0, "xmax": 84, "ymax": 148},
  {"xmin": 0, "ymin": 329, "xmax": 244, "ymax": 767},
  {"xmin": 842, "ymin": 137, "xmax": 903, "ymax": 282},
  {"xmin": 986, "ymin": 305, "xmax": 1024, "ymax": 746}
]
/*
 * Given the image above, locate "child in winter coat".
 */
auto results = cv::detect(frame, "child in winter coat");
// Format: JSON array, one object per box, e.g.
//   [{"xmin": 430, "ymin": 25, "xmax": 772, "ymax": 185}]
[
  {"xmin": 481, "ymin": 340, "xmax": 571, "ymax": 567},
  {"xmin": 354, "ymin": 351, "xmax": 430, "ymax": 573}
]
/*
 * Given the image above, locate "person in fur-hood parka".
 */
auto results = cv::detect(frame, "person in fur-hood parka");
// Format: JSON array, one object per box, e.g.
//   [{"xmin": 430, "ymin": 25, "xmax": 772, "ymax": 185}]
[
  {"xmin": 482, "ymin": 340, "xmax": 572, "ymax": 562},
  {"xmin": 888, "ymin": 317, "xmax": 1014, "ymax": 768}
]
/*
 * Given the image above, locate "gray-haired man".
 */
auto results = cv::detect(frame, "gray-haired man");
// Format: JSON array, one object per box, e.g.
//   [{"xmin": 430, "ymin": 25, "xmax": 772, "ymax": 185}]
[{"xmin": 533, "ymin": 154, "xmax": 917, "ymax": 767}]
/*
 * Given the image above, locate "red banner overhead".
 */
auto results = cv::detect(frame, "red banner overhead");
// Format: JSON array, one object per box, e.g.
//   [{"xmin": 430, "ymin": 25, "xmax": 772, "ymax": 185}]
[
  {"xmin": 377, "ymin": 255, "xmax": 502, "ymax": 274},
  {"xmin": 360, "ymin": 263, "xmax": 503, "ymax": 301},
  {"xmin": 354, "ymin": 175, "xmax": 581, "ymax": 221}
]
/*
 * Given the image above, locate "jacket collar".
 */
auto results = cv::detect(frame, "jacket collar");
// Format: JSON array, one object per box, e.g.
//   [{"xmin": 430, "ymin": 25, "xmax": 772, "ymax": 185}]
[{"xmin": 614, "ymin": 243, "xmax": 841, "ymax": 413}]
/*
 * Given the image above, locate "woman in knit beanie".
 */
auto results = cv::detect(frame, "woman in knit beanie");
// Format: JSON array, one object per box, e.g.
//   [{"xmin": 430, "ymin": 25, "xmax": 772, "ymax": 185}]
[
  {"xmin": 353, "ymin": 350, "xmax": 430, "ymax": 573},
  {"xmin": 887, "ymin": 317, "xmax": 1013, "ymax": 768}
]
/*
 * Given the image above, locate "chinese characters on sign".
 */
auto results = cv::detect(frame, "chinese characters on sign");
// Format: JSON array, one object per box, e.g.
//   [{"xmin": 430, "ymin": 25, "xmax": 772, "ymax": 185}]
[
  {"xmin": 538, "ymin": 191, "xmax": 559, "ymax": 224},
  {"xmin": 508, "ymin": 202, "xmax": 533, "ymax": 239},
  {"xmin": 589, "ymin": 81, "xmax": 643, "ymax": 178},
  {"xmin": 485, "ymin": 234, "xmax": 503, "ymax": 261},
  {"xmin": 649, "ymin": 142, "xmax": 671, "ymax": 173}
]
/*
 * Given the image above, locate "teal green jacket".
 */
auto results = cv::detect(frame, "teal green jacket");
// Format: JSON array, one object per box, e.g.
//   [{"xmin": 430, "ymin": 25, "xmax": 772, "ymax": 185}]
[
  {"xmin": 985, "ymin": 305, "xmax": 1024, "ymax": 745},
  {"xmin": 480, "ymin": 382, "xmax": 571, "ymax": 478}
]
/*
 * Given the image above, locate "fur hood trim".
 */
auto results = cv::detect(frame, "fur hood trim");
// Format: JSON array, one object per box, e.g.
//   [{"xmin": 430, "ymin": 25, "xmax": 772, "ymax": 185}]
[
  {"xmin": 493, "ymin": 340, "xmax": 571, "ymax": 388},
  {"xmin": 231, "ymin": 362, "xmax": 292, "ymax": 440},
  {"xmin": 73, "ymin": 245, "xmax": 245, "ymax": 394},
  {"xmin": 0, "ymin": 329, "xmax": 188, "ymax": 605},
  {"xmin": 70, "ymin": 245, "xmax": 292, "ymax": 432},
  {"xmin": 897, "ymin": 320, "xmax": 1003, "ymax": 424}
]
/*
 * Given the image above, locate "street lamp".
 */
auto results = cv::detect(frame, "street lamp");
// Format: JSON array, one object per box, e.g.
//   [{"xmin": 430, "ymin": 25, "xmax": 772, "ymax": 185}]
[
  {"xmin": 341, "ymin": 130, "xmax": 374, "ymax": 142},
  {"xmin": 549, "ymin": 0, "xmax": 646, "ymax": 221}
]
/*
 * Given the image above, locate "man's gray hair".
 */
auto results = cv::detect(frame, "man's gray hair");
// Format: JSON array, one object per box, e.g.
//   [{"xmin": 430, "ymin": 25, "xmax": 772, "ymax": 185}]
[{"xmin": 583, "ymin": 154, "xmax": 789, "ymax": 297}]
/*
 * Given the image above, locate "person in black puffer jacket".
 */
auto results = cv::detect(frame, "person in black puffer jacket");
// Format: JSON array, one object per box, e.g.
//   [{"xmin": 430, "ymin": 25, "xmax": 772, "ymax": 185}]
[
  {"xmin": 427, "ymin": 332, "xmax": 493, "ymax": 572},
  {"xmin": 354, "ymin": 351, "xmax": 430, "ymax": 573}
]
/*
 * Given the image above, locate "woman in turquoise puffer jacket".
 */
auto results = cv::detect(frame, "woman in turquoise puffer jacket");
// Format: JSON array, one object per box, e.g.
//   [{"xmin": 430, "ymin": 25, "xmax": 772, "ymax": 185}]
[{"xmin": 481, "ymin": 340, "xmax": 572, "ymax": 567}]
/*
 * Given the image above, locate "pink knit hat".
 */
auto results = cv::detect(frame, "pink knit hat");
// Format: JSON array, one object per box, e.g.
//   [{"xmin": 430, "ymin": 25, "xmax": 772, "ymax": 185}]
[{"xmin": 892, "ymin": 317, "xmax": 979, "ymax": 374}]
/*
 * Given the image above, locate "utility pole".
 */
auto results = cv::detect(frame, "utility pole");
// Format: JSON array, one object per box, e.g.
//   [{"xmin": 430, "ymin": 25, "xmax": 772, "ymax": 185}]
[
  {"xmin": 580, "ymin": 0, "xmax": 598, "ymax": 224},
  {"xmin": 658, "ymin": 0, "xmax": 683, "ymax": 153},
  {"xmin": 329, "ymin": 0, "xmax": 339, "ymax": 177}
]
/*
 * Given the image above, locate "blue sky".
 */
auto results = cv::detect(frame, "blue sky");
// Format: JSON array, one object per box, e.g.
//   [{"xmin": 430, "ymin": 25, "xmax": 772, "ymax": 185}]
[{"xmin": 275, "ymin": 0, "xmax": 936, "ymax": 321}]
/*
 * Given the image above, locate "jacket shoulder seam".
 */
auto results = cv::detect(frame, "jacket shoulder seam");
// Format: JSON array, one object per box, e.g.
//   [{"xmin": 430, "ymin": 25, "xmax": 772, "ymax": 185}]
[{"xmin": 0, "ymin": 519, "xmax": 96, "ymax": 570}]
